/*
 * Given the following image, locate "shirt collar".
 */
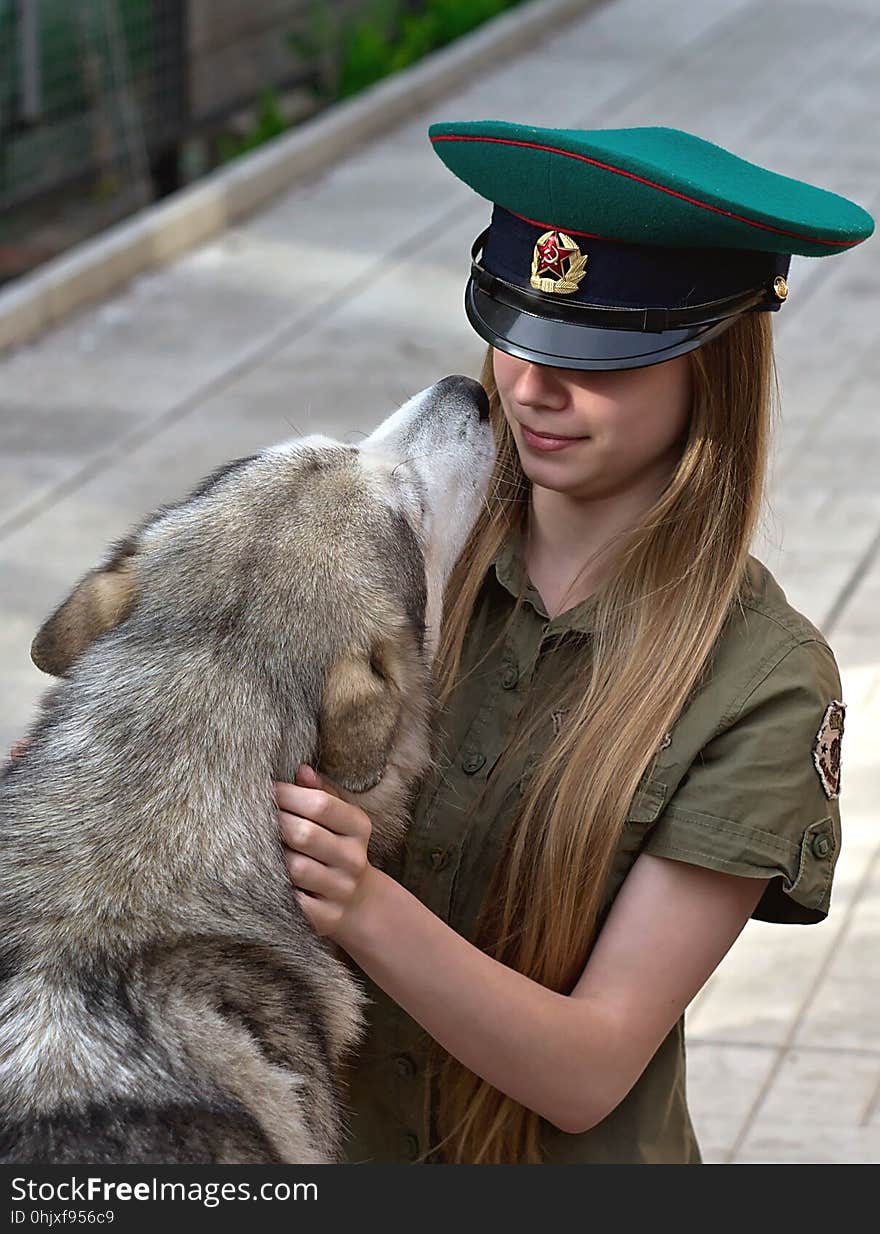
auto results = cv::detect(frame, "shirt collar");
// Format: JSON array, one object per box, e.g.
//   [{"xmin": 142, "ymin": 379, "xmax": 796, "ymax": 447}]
[
  {"xmin": 492, "ymin": 521, "xmax": 769, "ymax": 640},
  {"xmin": 492, "ymin": 518, "xmax": 598, "ymax": 635}
]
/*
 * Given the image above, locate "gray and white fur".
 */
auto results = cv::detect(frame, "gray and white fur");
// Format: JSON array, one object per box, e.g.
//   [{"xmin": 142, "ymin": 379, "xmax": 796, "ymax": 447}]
[{"xmin": 0, "ymin": 375, "xmax": 495, "ymax": 1164}]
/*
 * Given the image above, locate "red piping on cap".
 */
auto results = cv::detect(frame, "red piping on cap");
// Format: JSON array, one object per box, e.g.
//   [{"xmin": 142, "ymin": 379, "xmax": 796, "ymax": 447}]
[
  {"xmin": 506, "ymin": 211, "xmax": 637, "ymax": 243},
  {"xmin": 430, "ymin": 134, "xmax": 858, "ymax": 249}
]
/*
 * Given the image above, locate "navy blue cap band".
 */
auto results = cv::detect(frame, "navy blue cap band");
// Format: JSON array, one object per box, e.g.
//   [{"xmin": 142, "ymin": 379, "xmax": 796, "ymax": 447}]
[
  {"xmin": 480, "ymin": 205, "xmax": 791, "ymax": 322},
  {"xmin": 471, "ymin": 230, "xmax": 783, "ymax": 332}
]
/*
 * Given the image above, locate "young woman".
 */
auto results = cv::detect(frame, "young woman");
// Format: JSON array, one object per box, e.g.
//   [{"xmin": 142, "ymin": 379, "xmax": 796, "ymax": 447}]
[
  {"xmin": 9, "ymin": 125, "xmax": 867, "ymax": 1165},
  {"xmin": 272, "ymin": 123, "xmax": 873, "ymax": 1164}
]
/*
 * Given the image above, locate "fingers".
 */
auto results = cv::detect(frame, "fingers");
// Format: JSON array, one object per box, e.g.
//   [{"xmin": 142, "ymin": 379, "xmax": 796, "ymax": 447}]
[
  {"xmin": 273, "ymin": 781, "xmax": 371, "ymax": 844},
  {"xmin": 273, "ymin": 774, "xmax": 374, "ymax": 941},
  {"xmin": 278, "ymin": 811, "xmax": 368, "ymax": 889},
  {"xmin": 277, "ymin": 810, "xmax": 366, "ymax": 874},
  {"xmin": 294, "ymin": 889, "xmax": 344, "ymax": 937},
  {"xmin": 9, "ymin": 738, "xmax": 31, "ymax": 761},
  {"xmin": 284, "ymin": 849, "xmax": 358, "ymax": 901},
  {"xmin": 295, "ymin": 764, "xmax": 340, "ymax": 797}
]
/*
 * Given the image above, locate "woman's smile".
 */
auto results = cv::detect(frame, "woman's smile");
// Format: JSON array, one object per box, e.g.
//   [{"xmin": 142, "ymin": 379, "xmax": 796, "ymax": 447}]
[{"xmin": 520, "ymin": 424, "xmax": 589, "ymax": 452}]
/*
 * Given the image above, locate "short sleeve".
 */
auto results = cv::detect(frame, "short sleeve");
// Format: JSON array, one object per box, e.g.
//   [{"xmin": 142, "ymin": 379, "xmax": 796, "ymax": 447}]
[{"xmin": 640, "ymin": 639, "xmax": 845, "ymax": 924}]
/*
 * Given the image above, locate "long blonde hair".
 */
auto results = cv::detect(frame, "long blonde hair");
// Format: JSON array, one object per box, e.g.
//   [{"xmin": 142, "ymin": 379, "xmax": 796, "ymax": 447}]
[{"xmin": 422, "ymin": 313, "xmax": 779, "ymax": 1163}]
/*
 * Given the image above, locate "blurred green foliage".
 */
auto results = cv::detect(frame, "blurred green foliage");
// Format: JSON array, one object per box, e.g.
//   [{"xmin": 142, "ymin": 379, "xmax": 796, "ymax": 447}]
[
  {"xmin": 337, "ymin": 0, "xmax": 519, "ymax": 99},
  {"xmin": 217, "ymin": 89, "xmax": 289, "ymax": 162},
  {"xmin": 225, "ymin": 0, "xmax": 525, "ymax": 159}
]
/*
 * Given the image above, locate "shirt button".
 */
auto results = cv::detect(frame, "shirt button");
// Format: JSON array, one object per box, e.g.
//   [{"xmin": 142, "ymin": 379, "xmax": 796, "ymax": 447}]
[
  {"xmin": 429, "ymin": 848, "xmax": 448, "ymax": 871},
  {"xmin": 501, "ymin": 662, "xmax": 519, "ymax": 689},
  {"xmin": 403, "ymin": 1132, "xmax": 420, "ymax": 1161},
  {"xmin": 812, "ymin": 833, "xmax": 832, "ymax": 858},
  {"xmin": 461, "ymin": 750, "xmax": 486, "ymax": 774},
  {"xmin": 394, "ymin": 1053, "xmax": 417, "ymax": 1078}
]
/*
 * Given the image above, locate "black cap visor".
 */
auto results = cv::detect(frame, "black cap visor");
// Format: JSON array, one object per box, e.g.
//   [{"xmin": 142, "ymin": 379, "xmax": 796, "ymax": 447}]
[{"xmin": 466, "ymin": 278, "xmax": 739, "ymax": 371}]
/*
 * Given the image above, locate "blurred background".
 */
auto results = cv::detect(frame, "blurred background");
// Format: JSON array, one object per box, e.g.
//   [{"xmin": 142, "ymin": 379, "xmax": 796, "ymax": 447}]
[
  {"xmin": 0, "ymin": 0, "xmax": 878, "ymax": 1166},
  {"xmin": 0, "ymin": 0, "xmax": 524, "ymax": 283}
]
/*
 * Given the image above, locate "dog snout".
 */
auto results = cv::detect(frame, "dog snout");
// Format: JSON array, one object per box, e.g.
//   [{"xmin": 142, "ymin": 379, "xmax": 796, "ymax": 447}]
[{"xmin": 433, "ymin": 374, "xmax": 490, "ymax": 421}]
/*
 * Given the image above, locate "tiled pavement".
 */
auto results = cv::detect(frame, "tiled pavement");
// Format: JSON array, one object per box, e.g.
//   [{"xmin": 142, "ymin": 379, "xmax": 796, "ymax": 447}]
[{"xmin": 1, "ymin": 0, "xmax": 878, "ymax": 1163}]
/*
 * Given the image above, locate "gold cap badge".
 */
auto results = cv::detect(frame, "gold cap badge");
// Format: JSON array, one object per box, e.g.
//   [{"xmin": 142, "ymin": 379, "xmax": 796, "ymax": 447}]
[{"xmin": 530, "ymin": 230, "xmax": 588, "ymax": 295}]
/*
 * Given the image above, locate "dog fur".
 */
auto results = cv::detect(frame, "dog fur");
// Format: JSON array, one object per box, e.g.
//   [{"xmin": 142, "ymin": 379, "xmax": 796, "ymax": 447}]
[{"xmin": 0, "ymin": 375, "xmax": 494, "ymax": 1164}]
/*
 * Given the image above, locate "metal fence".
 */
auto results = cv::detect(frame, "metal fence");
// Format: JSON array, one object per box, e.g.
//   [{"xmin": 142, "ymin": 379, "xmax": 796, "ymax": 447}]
[
  {"xmin": 1, "ymin": 2, "xmax": 186, "ymax": 217},
  {"xmin": 0, "ymin": 0, "xmax": 423, "ymax": 284}
]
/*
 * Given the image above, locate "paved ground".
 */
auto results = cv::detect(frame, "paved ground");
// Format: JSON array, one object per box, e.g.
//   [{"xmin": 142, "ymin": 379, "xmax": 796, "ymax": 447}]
[{"xmin": 1, "ymin": 0, "xmax": 878, "ymax": 1164}]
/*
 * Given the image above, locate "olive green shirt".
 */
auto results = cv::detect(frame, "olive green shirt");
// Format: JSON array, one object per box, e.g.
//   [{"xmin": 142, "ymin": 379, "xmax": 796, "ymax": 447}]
[{"xmin": 341, "ymin": 520, "xmax": 845, "ymax": 1164}]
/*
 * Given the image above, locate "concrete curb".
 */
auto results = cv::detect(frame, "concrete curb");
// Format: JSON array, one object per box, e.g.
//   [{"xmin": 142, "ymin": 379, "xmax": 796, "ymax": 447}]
[{"xmin": 0, "ymin": 0, "xmax": 596, "ymax": 355}]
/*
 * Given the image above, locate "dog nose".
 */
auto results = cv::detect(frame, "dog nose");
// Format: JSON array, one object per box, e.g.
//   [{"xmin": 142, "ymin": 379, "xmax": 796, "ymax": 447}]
[{"xmin": 434, "ymin": 374, "xmax": 490, "ymax": 421}]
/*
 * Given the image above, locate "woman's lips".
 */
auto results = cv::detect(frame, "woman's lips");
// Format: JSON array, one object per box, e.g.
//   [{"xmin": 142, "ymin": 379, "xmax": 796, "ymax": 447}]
[{"xmin": 521, "ymin": 424, "xmax": 588, "ymax": 452}]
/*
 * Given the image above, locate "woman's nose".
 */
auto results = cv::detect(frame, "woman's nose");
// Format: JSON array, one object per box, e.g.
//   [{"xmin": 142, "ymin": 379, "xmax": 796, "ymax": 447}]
[{"xmin": 513, "ymin": 361, "xmax": 568, "ymax": 408}]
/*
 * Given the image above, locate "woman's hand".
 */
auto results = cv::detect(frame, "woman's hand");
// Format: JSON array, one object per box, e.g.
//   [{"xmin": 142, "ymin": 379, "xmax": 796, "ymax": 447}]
[
  {"xmin": 274, "ymin": 765, "xmax": 380, "ymax": 943},
  {"xmin": 8, "ymin": 738, "xmax": 30, "ymax": 761}
]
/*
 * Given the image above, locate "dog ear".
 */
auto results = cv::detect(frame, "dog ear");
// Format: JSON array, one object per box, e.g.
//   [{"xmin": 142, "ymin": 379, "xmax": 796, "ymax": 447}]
[
  {"xmin": 30, "ymin": 538, "xmax": 140, "ymax": 677},
  {"xmin": 316, "ymin": 640, "xmax": 404, "ymax": 793}
]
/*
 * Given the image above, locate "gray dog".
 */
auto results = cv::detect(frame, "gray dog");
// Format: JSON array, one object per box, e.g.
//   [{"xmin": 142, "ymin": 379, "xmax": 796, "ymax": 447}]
[{"xmin": 0, "ymin": 374, "xmax": 494, "ymax": 1164}]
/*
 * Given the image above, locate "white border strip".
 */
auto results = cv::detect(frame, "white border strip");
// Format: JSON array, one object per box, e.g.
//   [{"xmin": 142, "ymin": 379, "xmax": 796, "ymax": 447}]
[{"xmin": 0, "ymin": 0, "xmax": 596, "ymax": 354}]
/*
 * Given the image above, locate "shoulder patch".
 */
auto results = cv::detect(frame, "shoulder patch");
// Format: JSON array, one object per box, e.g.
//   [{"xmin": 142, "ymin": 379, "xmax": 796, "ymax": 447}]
[{"xmin": 812, "ymin": 700, "xmax": 846, "ymax": 799}]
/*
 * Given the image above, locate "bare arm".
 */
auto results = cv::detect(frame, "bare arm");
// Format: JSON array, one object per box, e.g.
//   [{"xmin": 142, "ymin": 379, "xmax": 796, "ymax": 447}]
[{"xmin": 278, "ymin": 772, "xmax": 769, "ymax": 1133}]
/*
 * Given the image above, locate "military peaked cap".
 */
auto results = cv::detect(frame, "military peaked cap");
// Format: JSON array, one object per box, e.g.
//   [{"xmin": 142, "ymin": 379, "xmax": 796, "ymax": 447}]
[{"xmin": 429, "ymin": 121, "xmax": 876, "ymax": 370}]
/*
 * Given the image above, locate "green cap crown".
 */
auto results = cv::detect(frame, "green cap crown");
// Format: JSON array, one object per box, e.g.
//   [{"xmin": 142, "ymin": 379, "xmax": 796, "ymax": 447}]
[{"xmin": 429, "ymin": 121, "xmax": 875, "ymax": 258}]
